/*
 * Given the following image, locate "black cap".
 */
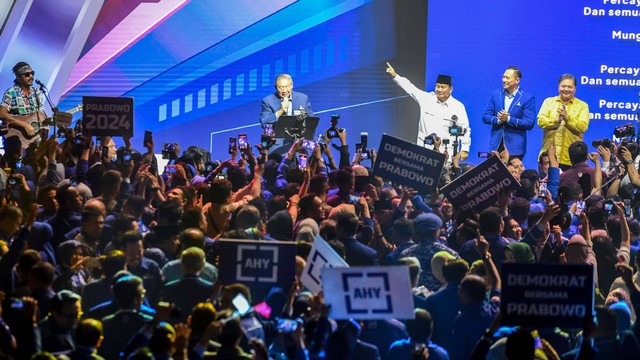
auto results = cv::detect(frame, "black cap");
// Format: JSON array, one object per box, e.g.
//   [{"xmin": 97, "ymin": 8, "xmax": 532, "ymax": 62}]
[{"xmin": 436, "ymin": 74, "xmax": 452, "ymax": 86}]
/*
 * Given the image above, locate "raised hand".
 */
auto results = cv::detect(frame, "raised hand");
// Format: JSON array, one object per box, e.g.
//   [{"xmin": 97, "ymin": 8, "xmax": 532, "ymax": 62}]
[{"xmin": 385, "ymin": 62, "xmax": 397, "ymax": 78}]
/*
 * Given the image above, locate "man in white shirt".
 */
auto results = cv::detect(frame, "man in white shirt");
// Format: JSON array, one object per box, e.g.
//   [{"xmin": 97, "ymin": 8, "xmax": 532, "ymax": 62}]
[{"xmin": 386, "ymin": 62, "xmax": 471, "ymax": 161}]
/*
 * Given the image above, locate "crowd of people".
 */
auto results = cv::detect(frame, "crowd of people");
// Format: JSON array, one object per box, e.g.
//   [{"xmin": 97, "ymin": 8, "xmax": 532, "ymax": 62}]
[{"xmin": 0, "ymin": 63, "xmax": 640, "ymax": 360}]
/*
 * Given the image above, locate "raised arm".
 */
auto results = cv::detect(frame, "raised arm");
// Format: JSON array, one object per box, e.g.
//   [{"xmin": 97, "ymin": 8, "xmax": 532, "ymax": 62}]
[{"xmin": 474, "ymin": 230, "xmax": 501, "ymax": 290}]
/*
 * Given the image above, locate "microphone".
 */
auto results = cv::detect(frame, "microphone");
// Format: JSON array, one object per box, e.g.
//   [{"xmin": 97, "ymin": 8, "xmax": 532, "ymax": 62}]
[{"xmin": 35, "ymin": 79, "xmax": 46, "ymax": 88}]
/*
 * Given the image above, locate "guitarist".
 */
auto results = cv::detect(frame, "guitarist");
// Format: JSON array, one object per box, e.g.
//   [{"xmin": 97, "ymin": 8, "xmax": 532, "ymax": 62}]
[{"xmin": 0, "ymin": 61, "xmax": 45, "ymax": 168}]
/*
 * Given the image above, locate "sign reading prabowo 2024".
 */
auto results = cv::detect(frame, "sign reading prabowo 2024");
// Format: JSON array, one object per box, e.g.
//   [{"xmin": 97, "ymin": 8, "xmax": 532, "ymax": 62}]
[
  {"xmin": 372, "ymin": 134, "xmax": 445, "ymax": 194},
  {"xmin": 82, "ymin": 96, "xmax": 134, "ymax": 137},
  {"xmin": 300, "ymin": 236, "xmax": 349, "ymax": 294},
  {"xmin": 322, "ymin": 266, "xmax": 414, "ymax": 320},
  {"xmin": 501, "ymin": 263, "xmax": 594, "ymax": 328},
  {"xmin": 441, "ymin": 155, "xmax": 520, "ymax": 212},
  {"xmin": 217, "ymin": 239, "xmax": 296, "ymax": 288}
]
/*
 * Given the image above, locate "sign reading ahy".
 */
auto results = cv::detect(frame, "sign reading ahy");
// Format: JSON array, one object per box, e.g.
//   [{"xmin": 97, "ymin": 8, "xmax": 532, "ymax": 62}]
[{"xmin": 217, "ymin": 239, "xmax": 296, "ymax": 288}]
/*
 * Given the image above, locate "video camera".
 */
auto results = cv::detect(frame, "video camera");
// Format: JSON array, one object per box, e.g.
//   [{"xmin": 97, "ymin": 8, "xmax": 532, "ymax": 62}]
[
  {"xmin": 448, "ymin": 124, "xmax": 466, "ymax": 136},
  {"xmin": 327, "ymin": 114, "xmax": 344, "ymax": 139},
  {"xmin": 424, "ymin": 133, "xmax": 439, "ymax": 146},
  {"xmin": 615, "ymin": 123, "xmax": 636, "ymax": 139},
  {"xmin": 592, "ymin": 138, "xmax": 614, "ymax": 150}
]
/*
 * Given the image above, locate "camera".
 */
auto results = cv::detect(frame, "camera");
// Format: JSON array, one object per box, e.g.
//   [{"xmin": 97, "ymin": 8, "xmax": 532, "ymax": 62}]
[
  {"xmin": 614, "ymin": 123, "xmax": 636, "ymax": 139},
  {"xmin": 424, "ymin": 133, "xmax": 439, "ymax": 146},
  {"xmin": 620, "ymin": 139, "xmax": 640, "ymax": 158},
  {"xmin": 448, "ymin": 124, "xmax": 466, "ymax": 136},
  {"xmin": 162, "ymin": 143, "xmax": 178, "ymax": 160},
  {"xmin": 592, "ymin": 138, "xmax": 614, "ymax": 150},
  {"xmin": 327, "ymin": 114, "xmax": 344, "ymax": 139}
]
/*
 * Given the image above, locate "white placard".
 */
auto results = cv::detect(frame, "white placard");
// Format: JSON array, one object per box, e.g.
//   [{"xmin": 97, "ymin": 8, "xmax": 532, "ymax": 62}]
[
  {"xmin": 300, "ymin": 236, "xmax": 349, "ymax": 294},
  {"xmin": 322, "ymin": 266, "xmax": 415, "ymax": 320}
]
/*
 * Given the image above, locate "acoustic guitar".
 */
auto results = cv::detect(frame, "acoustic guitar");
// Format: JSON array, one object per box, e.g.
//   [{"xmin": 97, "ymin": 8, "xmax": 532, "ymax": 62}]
[{"xmin": 1, "ymin": 105, "xmax": 82, "ymax": 149}]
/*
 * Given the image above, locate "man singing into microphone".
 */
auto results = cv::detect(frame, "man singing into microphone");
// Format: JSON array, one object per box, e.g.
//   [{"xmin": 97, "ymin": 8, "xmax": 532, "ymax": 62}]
[
  {"xmin": 260, "ymin": 73, "xmax": 313, "ymax": 128},
  {"xmin": 0, "ymin": 61, "xmax": 46, "ymax": 167},
  {"xmin": 386, "ymin": 62, "xmax": 471, "ymax": 160}
]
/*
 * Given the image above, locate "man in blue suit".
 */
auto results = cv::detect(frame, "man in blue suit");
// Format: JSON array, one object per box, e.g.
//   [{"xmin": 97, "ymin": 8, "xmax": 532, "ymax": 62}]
[
  {"xmin": 482, "ymin": 66, "xmax": 536, "ymax": 158},
  {"xmin": 260, "ymin": 73, "xmax": 313, "ymax": 128}
]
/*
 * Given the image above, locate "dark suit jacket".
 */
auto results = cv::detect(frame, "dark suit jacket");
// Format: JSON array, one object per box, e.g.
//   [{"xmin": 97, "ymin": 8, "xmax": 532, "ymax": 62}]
[
  {"xmin": 99, "ymin": 310, "xmax": 152, "ymax": 360},
  {"xmin": 260, "ymin": 91, "xmax": 313, "ymax": 127},
  {"xmin": 340, "ymin": 236, "xmax": 379, "ymax": 266},
  {"xmin": 355, "ymin": 340, "xmax": 381, "ymax": 360},
  {"xmin": 482, "ymin": 88, "xmax": 536, "ymax": 156},
  {"xmin": 160, "ymin": 274, "xmax": 214, "ymax": 323},
  {"xmin": 82, "ymin": 278, "xmax": 112, "ymax": 313}
]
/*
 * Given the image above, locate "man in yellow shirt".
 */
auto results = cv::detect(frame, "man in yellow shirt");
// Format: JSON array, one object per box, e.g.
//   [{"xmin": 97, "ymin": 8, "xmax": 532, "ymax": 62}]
[{"xmin": 537, "ymin": 74, "xmax": 590, "ymax": 170}]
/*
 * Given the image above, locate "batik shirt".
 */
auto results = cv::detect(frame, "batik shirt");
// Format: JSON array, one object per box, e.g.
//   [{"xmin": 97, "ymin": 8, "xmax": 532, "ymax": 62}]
[{"xmin": 1, "ymin": 84, "xmax": 44, "ymax": 116}]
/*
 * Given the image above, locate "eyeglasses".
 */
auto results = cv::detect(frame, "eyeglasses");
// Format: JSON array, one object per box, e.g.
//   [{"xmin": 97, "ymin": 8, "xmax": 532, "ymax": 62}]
[
  {"xmin": 276, "ymin": 83, "xmax": 291, "ymax": 90},
  {"xmin": 21, "ymin": 71, "xmax": 34, "ymax": 77}
]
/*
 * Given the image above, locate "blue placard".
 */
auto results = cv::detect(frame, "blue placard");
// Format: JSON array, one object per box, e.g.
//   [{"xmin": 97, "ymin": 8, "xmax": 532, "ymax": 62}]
[
  {"xmin": 217, "ymin": 239, "xmax": 297, "ymax": 288},
  {"xmin": 372, "ymin": 134, "xmax": 445, "ymax": 194},
  {"xmin": 501, "ymin": 263, "xmax": 594, "ymax": 329},
  {"xmin": 440, "ymin": 155, "xmax": 520, "ymax": 212}
]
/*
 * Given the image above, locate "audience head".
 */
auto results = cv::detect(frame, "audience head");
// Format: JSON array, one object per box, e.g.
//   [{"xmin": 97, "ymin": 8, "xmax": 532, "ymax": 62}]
[
  {"xmin": 479, "ymin": 207, "xmax": 503, "ymax": 235},
  {"xmin": 50, "ymin": 290, "xmax": 82, "ymax": 330},
  {"xmin": 113, "ymin": 274, "xmax": 145, "ymax": 309},
  {"xmin": 458, "ymin": 275, "xmax": 487, "ymax": 305},
  {"xmin": 568, "ymin": 141, "xmax": 588, "ymax": 165}
]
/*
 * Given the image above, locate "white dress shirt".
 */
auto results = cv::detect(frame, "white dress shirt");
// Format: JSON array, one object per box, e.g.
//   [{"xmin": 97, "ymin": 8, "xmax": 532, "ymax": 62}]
[{"xmin": 393, "ymin": 75, "xmax": 471, "ymax": 153}]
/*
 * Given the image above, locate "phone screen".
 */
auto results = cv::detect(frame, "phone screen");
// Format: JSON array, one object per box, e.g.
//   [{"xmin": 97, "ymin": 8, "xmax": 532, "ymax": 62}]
[
  {"xmin": 162, "ymin": 143, "xmax": 174, "ymax": 152},
  {"xmin": 478, "ymin": 151, "xmax": 489, "ymax": 158},
  {"xmin": 228, "ymin": 137, "xmax": 237, "ymax": 154},
  {"xmin": 302, "ymin": 139, "xmax": 316, "ymax": 150},
  {"xmin": 538, "ymin": 183, "xmax": 547, "ymax": 198},
  {"xmin": 604, "ymin": 203, "xmax": 613, "ymax": 214},
  {"xmin": 277, "ymin": 318, "xmax": 299, "ymax": 333},
  {"xmin": 253, "ymin": 302, "xmax": 272, "ymax": 318},
  {"xmin": 624, "ymin": 199, "xmax": 632, "ymax": 216},
  {"xmin": 232, "ymin": 293, "xmax": 251, "ymax": 316},
  {"xmin": 238, "ymin": 134, "xmax": 248, "ymax": 150},
  {"xmin": 298, "ymin": 154, "xmax": 308, "ymax": 169},
  {"xmin": 265, "ymin": 123, "xmax": 274, "ymax": 137}
]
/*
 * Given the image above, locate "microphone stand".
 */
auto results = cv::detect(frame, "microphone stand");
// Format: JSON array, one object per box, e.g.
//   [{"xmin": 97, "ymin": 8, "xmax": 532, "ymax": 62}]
[{"xmin": 37, "ymin": 82, "xmax": 59, "ymax": 139}]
